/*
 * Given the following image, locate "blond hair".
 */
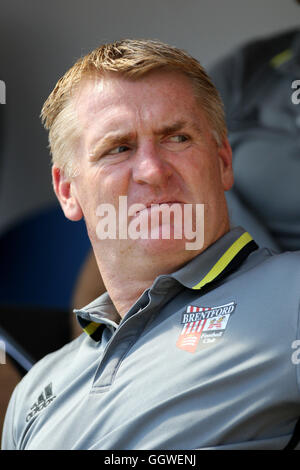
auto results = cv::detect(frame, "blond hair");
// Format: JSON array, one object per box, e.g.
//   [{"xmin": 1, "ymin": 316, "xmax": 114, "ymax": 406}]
[{"xmin": 41, "ymin": 39, "xmax": 227, "ymax": 177}]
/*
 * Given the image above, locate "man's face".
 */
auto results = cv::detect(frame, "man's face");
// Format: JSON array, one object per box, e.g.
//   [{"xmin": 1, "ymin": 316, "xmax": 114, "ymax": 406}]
[{"xmin": 54, "ymin": 70, "xmax": 233, "ymax": 269}]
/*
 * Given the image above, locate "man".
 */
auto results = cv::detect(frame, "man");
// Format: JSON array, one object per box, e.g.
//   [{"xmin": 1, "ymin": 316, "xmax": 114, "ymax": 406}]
[{"xmin": 2, "ymin": 39, "xmax": 300, "ymax": 450}]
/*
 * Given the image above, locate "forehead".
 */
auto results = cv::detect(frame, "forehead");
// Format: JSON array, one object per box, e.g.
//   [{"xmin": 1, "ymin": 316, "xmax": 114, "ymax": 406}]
[{"xmin": 73, "ymin": 70, "xmax": 208, "ymax": 134}]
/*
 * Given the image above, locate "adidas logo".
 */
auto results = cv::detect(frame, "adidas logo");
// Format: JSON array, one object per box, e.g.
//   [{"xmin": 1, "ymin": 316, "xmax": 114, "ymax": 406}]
[{"xmin": 26, "ymin": 383, "xmax": 56, "ymax": 422}]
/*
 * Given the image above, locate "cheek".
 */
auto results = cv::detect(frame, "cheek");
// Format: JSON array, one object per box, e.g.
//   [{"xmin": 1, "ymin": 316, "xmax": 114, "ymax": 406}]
[
  {"xmin": 180, "ymin": 155, "xmax": 227, "ymax": 209},
  {"xmin": 179, "ymin": 153, "xmax": 219, "ymax": 188},
  {"xmin": 78, "ymin": 165, "xmax": 131, "ymax": 220}
]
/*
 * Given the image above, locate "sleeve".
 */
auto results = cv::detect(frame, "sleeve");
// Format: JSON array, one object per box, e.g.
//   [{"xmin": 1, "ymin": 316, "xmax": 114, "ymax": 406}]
[{"xmin": 1, "ymin": 383, "xmax": 19, "ymax": 450}]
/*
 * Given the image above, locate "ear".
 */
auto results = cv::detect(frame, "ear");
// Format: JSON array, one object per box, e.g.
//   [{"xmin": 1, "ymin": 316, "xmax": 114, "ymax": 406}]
[
  {"xmin": 217, "ymin": 137, "xmax": 234, "ymax": 191},
  {"xmin": 52, "ymin": 165, "xmax": 83, "ymax": 221}
]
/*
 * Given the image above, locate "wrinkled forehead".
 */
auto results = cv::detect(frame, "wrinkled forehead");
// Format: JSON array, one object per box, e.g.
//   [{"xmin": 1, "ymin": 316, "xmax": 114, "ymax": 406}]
[{"xmin": 72, "ymin": 69, "xmax": 204, "ymax": 126}]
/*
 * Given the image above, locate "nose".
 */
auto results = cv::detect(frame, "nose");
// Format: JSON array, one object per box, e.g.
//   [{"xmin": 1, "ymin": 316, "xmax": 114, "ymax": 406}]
[{"xmin": 132, "ymin": 142, "xmax": 173, "ymax": 189}]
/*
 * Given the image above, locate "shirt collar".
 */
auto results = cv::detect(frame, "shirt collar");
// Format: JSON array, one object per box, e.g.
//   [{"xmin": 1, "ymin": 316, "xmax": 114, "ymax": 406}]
[
  {"xmin": 169, "ymin": 226, "xmax": 257, "ymax": 289},
  {"xmin": 75, "ymin": 226, "xmax": 258, "ymax": 340},
  {"xmin": 74, "ymin": 292, "xmax": 121, "ymax": 341}
]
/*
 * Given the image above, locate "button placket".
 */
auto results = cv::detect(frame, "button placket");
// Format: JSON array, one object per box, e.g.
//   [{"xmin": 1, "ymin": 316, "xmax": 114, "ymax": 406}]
[
  {"xmin": 90, "ymin": 279, "xmax": 181, "ymax": 392},
  {"xmin": 90, "ymin": 291, "xmax": 152, "ymax": 391}
]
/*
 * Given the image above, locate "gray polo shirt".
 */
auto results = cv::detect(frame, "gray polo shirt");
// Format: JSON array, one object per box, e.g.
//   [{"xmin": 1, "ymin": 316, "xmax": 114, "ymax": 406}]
[{"xmin": 2, "ymin": 227, "xmax": 300, "ymax": 450}]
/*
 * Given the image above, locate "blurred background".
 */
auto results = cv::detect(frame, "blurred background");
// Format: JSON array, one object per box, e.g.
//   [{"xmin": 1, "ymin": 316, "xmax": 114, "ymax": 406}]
[
  {"xmin": 0, "ymin": 0, "xmax": 299, "ymax": 441},
  {"xmin": 1, "ymin": 0, "xmax": 299, "ymax": 239}
]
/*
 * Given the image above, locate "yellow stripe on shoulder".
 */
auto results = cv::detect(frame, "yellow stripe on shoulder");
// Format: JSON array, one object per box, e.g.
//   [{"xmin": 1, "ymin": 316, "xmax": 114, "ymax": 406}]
[{"xmin": 192, "ymin": 232, "xmax": 253, "ymax": 290}]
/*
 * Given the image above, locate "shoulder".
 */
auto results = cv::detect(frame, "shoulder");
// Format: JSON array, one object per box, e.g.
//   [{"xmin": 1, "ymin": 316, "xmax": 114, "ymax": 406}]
[
  {"xmin": 245, "ymin": 245, "xmax": 300, "ymax": 268},
  {"xmin": 257, "ymin": 248, "xmax": 300, "ymax": 269},
  {"xmin": 24, "ymin": 333, "xmax": 85, "ymax": 382},
  {"xmin": 238, "ymin": 247, "xmax": 300, "ymax": 289},
  {"xmin": 2, "ymin": 333, "xmax": 87, "ymax": 448},
  {"xmin": 17, "ymin": 333, "xmax": 88, "ymax": 401}
]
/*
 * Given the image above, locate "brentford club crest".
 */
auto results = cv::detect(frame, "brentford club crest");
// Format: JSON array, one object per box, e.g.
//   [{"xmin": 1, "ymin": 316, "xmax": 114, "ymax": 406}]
[{"xmin": 176, "ymin": 301, "xmax": 236, "ymax": 353}]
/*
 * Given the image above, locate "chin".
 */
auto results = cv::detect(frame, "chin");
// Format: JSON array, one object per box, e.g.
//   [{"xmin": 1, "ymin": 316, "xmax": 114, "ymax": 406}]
[{"xmin": 137, "ymin": 236, "xmax": 194, "ymax": 258}]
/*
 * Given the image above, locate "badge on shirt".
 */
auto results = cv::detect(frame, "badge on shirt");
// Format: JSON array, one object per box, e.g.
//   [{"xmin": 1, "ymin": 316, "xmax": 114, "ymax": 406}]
[{"xmin": 176, "ymin": 301, "xmax": 236, "ymax": 353}]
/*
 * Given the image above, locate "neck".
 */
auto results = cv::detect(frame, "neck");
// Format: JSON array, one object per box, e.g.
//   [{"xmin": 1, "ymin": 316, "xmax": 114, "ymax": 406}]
[
  {"xmin": 102, "ymin": 272, "xmax": 154, "ymax": 318},
  {"xmin": 94, "ymin": 246, "xmax": 198, "ymax": 318},
  {"xmin": 93, "ymin": 220, "xmax": 230, "ymax": 317}
]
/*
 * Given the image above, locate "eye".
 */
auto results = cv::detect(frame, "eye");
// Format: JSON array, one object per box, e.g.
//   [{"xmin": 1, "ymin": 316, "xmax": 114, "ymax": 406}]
[
  {"xmin": 108, "ymin": 145, "xmax": 130, "ymax": 155},
  {"xmin": 162, "ymin": 134, "xmax": 190, "ymax": 151},
  {"xmin": 168, "ymin": 135, "xmax": 188, "ymax": 143}
]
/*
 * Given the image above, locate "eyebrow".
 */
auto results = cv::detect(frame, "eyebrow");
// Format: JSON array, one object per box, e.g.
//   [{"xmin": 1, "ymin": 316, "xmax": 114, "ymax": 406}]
[
  {"xmin": 88, "ymin": 120, "xmax": 203, "ymax": 160},
  {"xmin": 89, "ymin": 131, "xmax": 136, "ymax": 160},
  {"xmin": 153, "ymin": 120, "xmax": 203, "ymax": 136}
]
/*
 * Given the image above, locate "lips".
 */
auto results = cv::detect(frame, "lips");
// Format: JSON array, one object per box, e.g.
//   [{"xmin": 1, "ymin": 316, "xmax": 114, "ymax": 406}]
[
  {"xmin": 143, "ymin": 199, "xmax": 183, "ymax": 208},
  {"xmin": 135, "ymin": 201, "xmax": 183, "ymax": 215}
]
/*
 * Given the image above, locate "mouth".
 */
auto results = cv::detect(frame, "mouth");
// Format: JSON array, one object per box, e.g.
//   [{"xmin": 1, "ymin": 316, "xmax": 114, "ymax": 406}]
[
  {"xmin": 136, "ymin": 201, "xmax": 183, "ymax": 214},
  {"xmin": 149, "ymin": 201, "xmax": 181, "ymax": 206}
]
